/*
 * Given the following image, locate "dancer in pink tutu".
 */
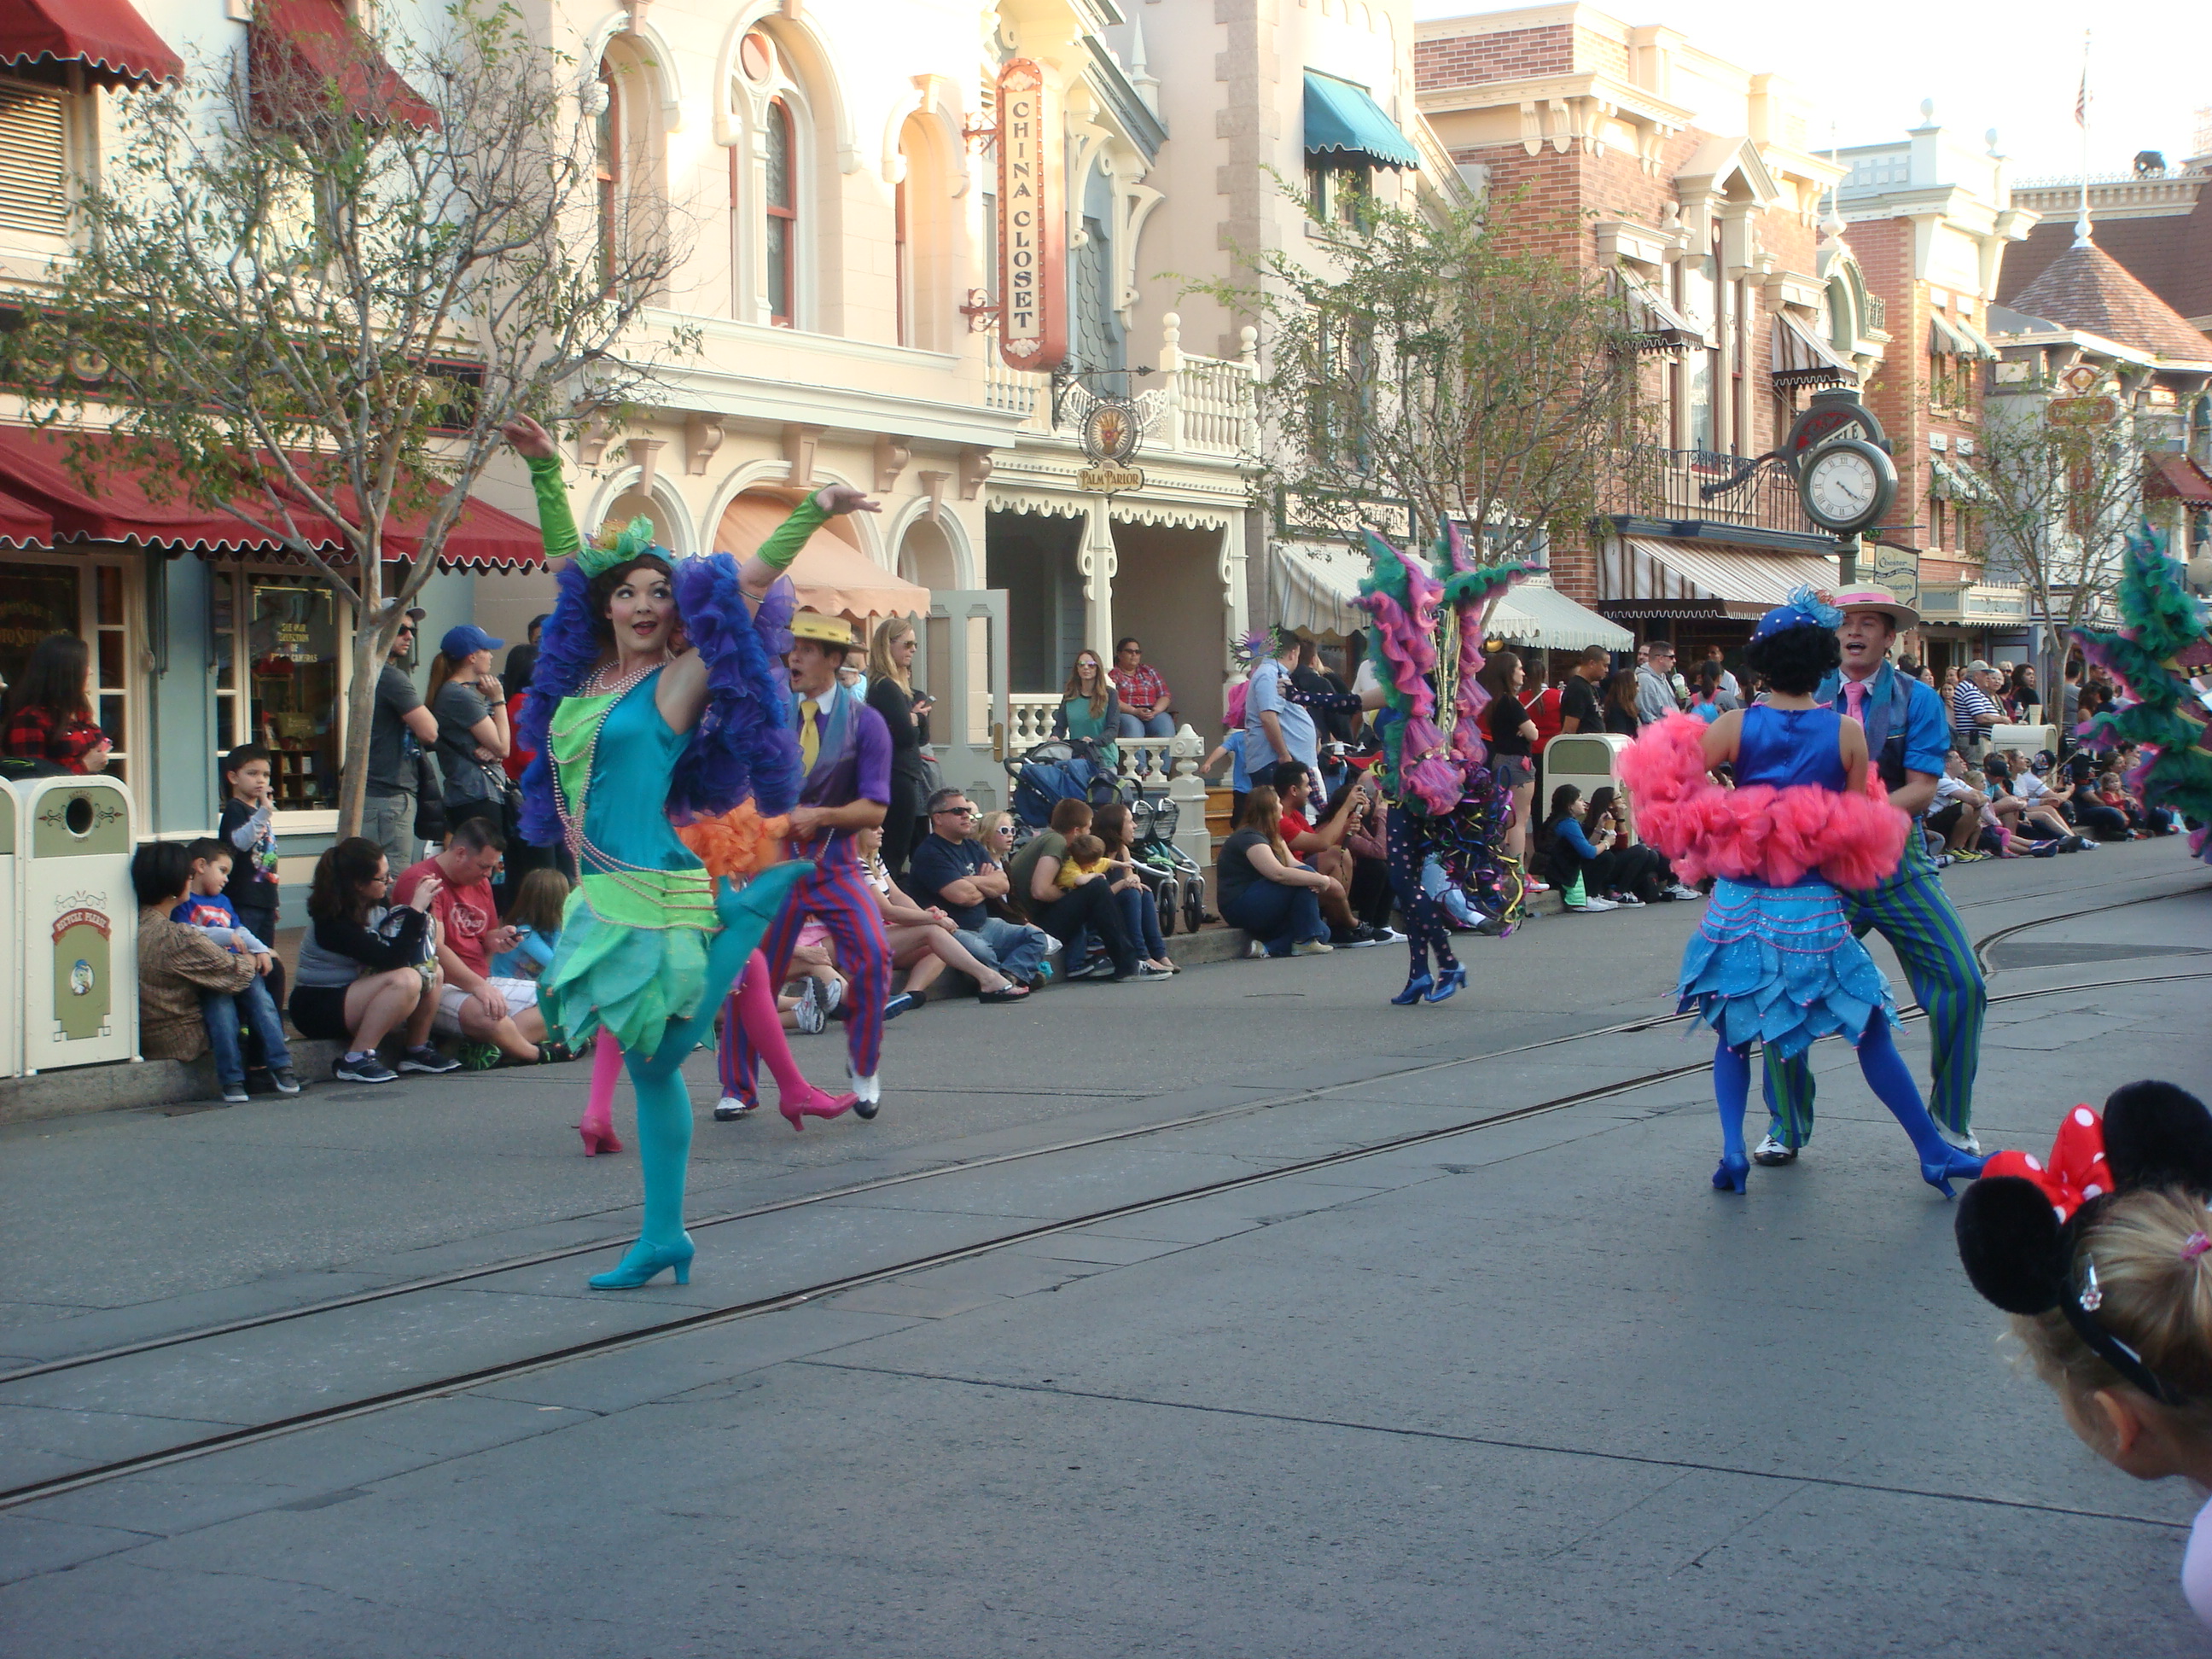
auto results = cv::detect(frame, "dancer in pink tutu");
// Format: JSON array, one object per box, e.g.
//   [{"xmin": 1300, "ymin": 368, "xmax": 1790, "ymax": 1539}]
[{"xmin": 1619, "ymin": 590, "xmax": 1990, "ymax": 1198}]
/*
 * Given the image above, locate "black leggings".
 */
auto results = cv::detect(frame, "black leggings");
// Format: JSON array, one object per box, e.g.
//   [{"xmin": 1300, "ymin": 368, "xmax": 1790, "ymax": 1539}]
[
  {"xmin": 1552, "ymin": 842, "xmax": 1668, "ymax": 902},
  {"xmin": 881, "ymin": 771, "xmax": 926, "ymax": 881}
]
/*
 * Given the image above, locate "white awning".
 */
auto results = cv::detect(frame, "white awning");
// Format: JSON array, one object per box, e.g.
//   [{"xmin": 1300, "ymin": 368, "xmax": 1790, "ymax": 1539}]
[
  {"xmin": 1276, "ymin": 539, "xmax": 1630, "ymax": 650},
  {"xmin": 1605, "ymin": 537, "xmax": 1841, "ymax": 620},
  {"xmin": 1621, "ymin": 271, "xmax": 1703, "ymax": 351},
  {"xmin": 1772, "ymin": 311, "xmax": 1858, "ymax": 388},
  {"xmin": 1488, "ymin": 578, "xmax": 1633, "ymax": 652},
  {"xmin": 1273, "ymin": 538, "xmax": 1375, "ymax": 637}
]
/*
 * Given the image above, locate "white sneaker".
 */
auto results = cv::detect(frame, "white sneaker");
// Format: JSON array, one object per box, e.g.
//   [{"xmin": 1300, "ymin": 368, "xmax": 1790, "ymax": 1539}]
[
  {"xmin": 1936, "ymin": 1123, "xmax": 1982, "ymax": 1155},
  {"xmin": 793, "ymin": 978, "xmax": 826, "ymax": 1035},
  {"xmin": 818, "ymin": 975, "xmax": 845, "ymax": 1016},
  {"xmin": 1290, "ymin": 939, "xmax": 1335, "ymax": 956},
  {"xmin": 1666, "ymin": 883, "xmax": 1703, "ymax": 901},
  {"xmin": 1565, "ymin": 895, "xmax": 1618, "ymax": 912},
  {"xmin": 1752, "ymin": 1133, "xmax": 1798, "ymax": 1166},
  {"xmin": 1129, "ymin": 962, "xmax": 1175, "ymax": 980},
  {"xmin": 1245, "ymin": 940, "xmax": 1270, "ymax": 959},
  {"xmin": 1369, "ymin": 926, "xmax": 1406, "ymax": 944},
  {"xmin": 1612, "ymin": 893, "xmax": 1646, "ymax": 907}
]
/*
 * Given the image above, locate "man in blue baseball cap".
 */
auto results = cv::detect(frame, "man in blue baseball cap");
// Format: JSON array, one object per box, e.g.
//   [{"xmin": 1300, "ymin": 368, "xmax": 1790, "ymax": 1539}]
[{"xmin": 432, "ymin": 624, "xmax": 512, "ymax": 837}]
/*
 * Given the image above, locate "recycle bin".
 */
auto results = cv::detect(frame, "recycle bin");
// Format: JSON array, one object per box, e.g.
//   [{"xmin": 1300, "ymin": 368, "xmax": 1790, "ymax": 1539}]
[
  {"xmin": 0, "ymin": 777, "xmax": 18, "ymax": 1079},
  {"xmin": 16, "ymin": 775, "xmax": 137, "ymax": 1074},
  {"xmin": 1540, "ymin": 731, "xmax": 1637, "ymax": 844}
]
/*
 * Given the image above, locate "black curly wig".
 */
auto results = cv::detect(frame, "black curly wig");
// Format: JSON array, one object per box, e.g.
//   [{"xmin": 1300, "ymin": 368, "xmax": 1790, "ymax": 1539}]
[
  {"xmin": 1741, "ymin": 623, "xmax": 1841, "ymax": 696},
  {"xmin": 581, "ymin": 554, "xmax": 675, "ymax": 648}
]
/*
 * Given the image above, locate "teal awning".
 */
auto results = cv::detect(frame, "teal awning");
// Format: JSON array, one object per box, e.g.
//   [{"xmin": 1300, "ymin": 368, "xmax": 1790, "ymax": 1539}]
[{"xmin": 1303, "ymin": 70, "xmax": 1419, "ymax": 171}]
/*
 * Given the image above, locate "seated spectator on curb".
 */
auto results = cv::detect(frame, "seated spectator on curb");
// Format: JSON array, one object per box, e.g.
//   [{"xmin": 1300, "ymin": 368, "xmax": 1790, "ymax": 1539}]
[
  {"xmin": 392, "ymin": 818, "xmax": 559, "ymax": 1067},
  {"xmin": 489, "ymin": 867, "xmax": 572, "ymax": 979},
  {"xmin": 1582, "ymin": 787, "xmax": 1701, "ymax": 902},
  {"xmin": 292, "ymin": 835, "xmax": 457, "ymax": 1084},
  {"xmin": 1999, "ymin": 751, "xmax": 2086, "ymax": 849},
  {"xmin": 908, "ymin": 789, "xmax": 1053, "ymax": 987},
  {"xmin": 1926, "ymin": 752, "xmax": 1992, "ymax": 859},
  {"xmin": 1093, "ymin": 802, "xmax": 1178, "ymax": 975},
  {"xmin": 1216, "ymin": 787, "xmax": 1335, "ymax": 957},
  {"xmin": 172, "ymin": 837, "xmax": 275, "ymax": 963},
  {"xmin": 1311, "ymin": 771, "xmax": 1396, "ymax": 939},
  {"xmin": 1541, "ymin": 786, "xmax": 1667, "ymax": 911},
  {"xmin": 1006, "ymin": 797, "xmax": 1165, "ymax": 982},
  {"xmin": 1268, "ymin": 760, "xmax": 1374, "ymax": 946},
  {"xmin": 2064, "ymin": 754, "xmax": 2132, "ymax": 841},
  {"xmin": 2099, "ymin": 768, "xmax": 2174, "ymax": 836},
  {"xmin": 131, "ymin": 841, "xmax": 300, "ymax": 1103},
  {"xmin": 856, "ymin": 825, "xmax": 1031, "ymax": 1010}
]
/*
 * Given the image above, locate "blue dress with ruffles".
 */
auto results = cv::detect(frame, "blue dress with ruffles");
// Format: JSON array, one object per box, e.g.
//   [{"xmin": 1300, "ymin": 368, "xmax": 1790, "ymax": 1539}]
[{"xmin": 1674, "ymin": 704, "xmax": 1899, "ymax": 1059}]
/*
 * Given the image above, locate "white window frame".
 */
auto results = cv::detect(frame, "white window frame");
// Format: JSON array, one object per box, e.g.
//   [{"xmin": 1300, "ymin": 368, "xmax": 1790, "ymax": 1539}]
[
  {"xmin": 0, "ymin": 545, "xmax": 142, "ymax": 783},
  {"xmin": 733, "ymin": 45, "xmax": 817, "ymax": 333},
  {"xmin": 209, "ymin": 562, "xmax": 352, "ymax": 835}
]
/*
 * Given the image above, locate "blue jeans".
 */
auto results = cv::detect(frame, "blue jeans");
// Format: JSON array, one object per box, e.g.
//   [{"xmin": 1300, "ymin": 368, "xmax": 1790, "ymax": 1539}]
[
  {"xmin": 200, "ymin": 974, "xmax": 294, "ymax": 1086},
  {"xmin": 1117, "ymin": 711, "xmax": 1175, "ymax": 737},
  {"xmin": 953, "ymin": 917, "xmax": 1051, "ymax": 982},
  {"xmin": 1221, "ymin": 882, "xmax": 1325, "ymax": 956},
  {"xmin": 1419, "ymin": 857, "xmax": 1479, "ymax": 928},
  {"xmin": 1114, "ymin": 883, "xmax": 1167, "ymax": 960}
]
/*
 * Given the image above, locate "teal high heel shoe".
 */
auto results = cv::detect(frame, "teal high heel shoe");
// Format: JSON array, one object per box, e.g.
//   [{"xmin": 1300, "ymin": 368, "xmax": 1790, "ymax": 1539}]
[
  {"xmin": 589, "ymin": 1233, "xmax": 696, "ymax": 1289},
  {"xmin": 1390, "ymin": 970, "xmax": 1433, "ymax": 1006},
  {"xmin": 1423, "ymin": 964, "xmax": 1467, "ymax": 1004}
]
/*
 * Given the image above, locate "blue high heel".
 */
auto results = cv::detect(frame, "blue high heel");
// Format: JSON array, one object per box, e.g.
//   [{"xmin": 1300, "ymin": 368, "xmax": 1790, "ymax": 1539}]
[
  {"xmin": 589, "ymin": 1233, "xmax": 696, "ymax": 1289},
  {"xmin": 1919, "ymin": 1145, "xmax": 1987, "ymax": 1200},
  {"xmin": 1391, "ymin": 970, "xmax": 1434, "ymax": 1006},
  {"xmin": 1712, "ymin": 1153, "xmax": 1749, "ymax": 1195},
  {"xmin": 1423, "ymin": 964, "xmax": 1466, "ymax": 1004}
]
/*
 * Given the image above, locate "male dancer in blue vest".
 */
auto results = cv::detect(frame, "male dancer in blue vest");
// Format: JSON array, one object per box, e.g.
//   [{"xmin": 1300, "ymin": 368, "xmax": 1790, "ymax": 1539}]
[
  {"xmin": 719, "ymin": 612, "xmax": 897, "ymax": 1121},
  {"xmin": 1755, "ymin": 589, "xmax": 1986, "ymax": 1162}
]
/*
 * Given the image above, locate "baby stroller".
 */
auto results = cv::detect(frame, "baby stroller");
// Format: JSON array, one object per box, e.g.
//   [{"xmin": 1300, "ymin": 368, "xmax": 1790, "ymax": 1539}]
[
  {"xmin": 1127, "ymin": 793, "xmax": 1208, "ymax": 936},
  {"xmin": 1005, "ymin": 738, "xmax": 1131, "ymax": 852}
]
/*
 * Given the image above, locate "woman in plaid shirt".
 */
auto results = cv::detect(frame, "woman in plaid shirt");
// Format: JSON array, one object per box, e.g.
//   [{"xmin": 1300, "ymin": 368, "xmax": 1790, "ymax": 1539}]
[
  {"xmin": 2, "ymin": 634, "xmax": 109, "ymax": 773},
  {"xmin": 1109, "ymin": 637, "xmax": 1173, "ymax": 738}
]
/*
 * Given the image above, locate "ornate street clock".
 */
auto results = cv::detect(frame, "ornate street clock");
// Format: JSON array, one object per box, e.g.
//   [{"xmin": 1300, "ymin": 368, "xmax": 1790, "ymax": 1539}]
[{"xmin": 1798, "ymin": 438, "xmax": 1897, "ymax": 536}]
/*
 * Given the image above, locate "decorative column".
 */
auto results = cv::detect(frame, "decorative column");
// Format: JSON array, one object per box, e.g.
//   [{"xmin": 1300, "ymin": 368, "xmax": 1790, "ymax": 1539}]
[{"xmin": 1079, "ymin": 501, "xmax": 1117, "ymax": 661}]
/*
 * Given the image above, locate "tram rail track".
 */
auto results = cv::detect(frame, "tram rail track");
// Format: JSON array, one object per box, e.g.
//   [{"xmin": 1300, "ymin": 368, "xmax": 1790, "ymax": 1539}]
[{"xmin": 3, "ymin": 872, "xmax": 2205, "ymax": 1512}]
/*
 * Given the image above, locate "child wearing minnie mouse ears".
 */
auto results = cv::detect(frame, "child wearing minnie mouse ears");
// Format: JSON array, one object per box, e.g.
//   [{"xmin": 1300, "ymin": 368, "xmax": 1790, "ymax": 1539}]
[{"xmin": 1957, "ymin": 1080, "xmax": 2212, "ymax": 1629}]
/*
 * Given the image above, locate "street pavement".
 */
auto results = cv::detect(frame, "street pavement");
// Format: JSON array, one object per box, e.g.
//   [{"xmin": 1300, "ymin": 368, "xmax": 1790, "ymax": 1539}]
[{"xmin": 2, "ymin": 841, "xmax": 2208, "ymax": 1655}]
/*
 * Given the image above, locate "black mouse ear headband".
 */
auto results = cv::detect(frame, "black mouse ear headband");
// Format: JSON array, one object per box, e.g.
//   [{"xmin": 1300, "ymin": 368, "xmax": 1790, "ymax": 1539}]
[{"xmin": 1955, "ymin": 1081, "xmax": 2212, "ymax": 1408}]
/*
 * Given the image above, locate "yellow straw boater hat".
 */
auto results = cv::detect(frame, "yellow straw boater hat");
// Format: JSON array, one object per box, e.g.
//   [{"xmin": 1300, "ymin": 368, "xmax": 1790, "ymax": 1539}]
[{"xmin": 789, "ymin": 611, "xmax": 856, "ymax": 651}]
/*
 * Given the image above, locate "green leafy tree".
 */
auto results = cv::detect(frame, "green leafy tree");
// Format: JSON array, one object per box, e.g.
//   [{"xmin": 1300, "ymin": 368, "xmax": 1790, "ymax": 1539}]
[
  {"xmin": 1191, "ymin": 184, "xmax": 1650, "ymax": 591},
  {"xmin": 11, "ymin": 2, "xmax": 691, "ymax": 833}
]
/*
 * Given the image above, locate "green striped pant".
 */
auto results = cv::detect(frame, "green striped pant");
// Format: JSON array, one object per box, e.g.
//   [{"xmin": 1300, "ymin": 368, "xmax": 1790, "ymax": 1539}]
[{"xmin": 1761, "ymin": 860, "xmax": 1985, "ymax": 1147}]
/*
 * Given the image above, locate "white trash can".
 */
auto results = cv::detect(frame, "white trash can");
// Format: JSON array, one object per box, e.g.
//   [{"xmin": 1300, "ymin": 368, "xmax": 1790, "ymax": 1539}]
[
  {"xmin": 1541, "ymin": 732, "xmax": 1638, "ymax": 844},
  {"xmin": 0, "ymin": 777, "xmax": 20, "ymax": 1080},
  {"xmin": 17, "ymin": 775, "xmax": 138, "ymax": 1074}
]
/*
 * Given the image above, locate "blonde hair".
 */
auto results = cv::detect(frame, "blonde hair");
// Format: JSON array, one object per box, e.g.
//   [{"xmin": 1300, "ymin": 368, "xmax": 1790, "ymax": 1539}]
[
  {"xmin": 1237, "ymin": 785, "xmax": 1293, "ymax": 867},
  {"xmin": 2014, "ymin": 1188, "xmax": 2212, "ymax": 1437},
  {"xmin": 976, "ymin": 810, "xmax": 1014, "ymax": 846},
  {"xmin": 869, "ymin": 616, "xmax": 915, "ymax": 692}
]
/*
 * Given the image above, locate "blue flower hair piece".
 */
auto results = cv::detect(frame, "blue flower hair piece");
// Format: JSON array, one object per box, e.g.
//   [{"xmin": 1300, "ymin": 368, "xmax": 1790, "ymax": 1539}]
[
  {"xmin": 1750, "ymin": 585, "xmax": 1843, "ymax": 643},
  {"xmin": 575, "ymin": 515, "xmax": 665, "ymax": 579}
]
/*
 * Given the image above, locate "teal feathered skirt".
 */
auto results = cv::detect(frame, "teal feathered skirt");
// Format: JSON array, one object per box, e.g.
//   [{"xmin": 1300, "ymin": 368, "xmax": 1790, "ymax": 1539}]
[{"xmin": 1676, "ymin": 877, "xmax": 1897, "ymax": 1060}]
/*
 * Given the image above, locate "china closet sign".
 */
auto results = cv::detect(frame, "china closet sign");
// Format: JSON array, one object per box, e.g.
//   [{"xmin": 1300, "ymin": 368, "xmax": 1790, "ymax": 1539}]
[{"xmin": 996, "ymin": 57, "xmax": 1066, "ymax": 372}]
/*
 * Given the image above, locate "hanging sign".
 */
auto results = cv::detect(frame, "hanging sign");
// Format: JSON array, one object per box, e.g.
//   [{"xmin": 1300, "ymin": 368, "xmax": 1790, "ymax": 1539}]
[{"xmin": 996, "ymin": 57, "xmax": 1067, "ymax": 372}]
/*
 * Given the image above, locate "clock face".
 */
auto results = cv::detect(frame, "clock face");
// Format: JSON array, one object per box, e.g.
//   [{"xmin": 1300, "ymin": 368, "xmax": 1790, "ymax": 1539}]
[{"xmin": 1800, "ymin": 439, "xmax": 1894, "ymax": 532}]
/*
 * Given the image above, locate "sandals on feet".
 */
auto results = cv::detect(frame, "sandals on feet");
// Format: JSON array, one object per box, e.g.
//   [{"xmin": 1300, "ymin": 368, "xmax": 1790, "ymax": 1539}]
[{"xmin": 978, "ymin": 983, "xmax": 1032, "ymax": 1003}]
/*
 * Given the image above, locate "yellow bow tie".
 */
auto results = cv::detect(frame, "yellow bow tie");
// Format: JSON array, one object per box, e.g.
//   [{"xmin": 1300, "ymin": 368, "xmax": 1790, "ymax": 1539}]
[{"xmin": 800, "ymin": 698, "xmax": 821, "ymax": 771}]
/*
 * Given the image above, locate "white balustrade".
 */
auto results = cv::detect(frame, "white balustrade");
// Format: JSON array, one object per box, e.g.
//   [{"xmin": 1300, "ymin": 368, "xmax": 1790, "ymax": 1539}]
[
  {"xmin": 980, "ymin": 315, "xmax": 1256, "ymax": 459},
  {"xmin": 1007, "ymin": 693, "xmax": 1058, "ymax": 750}
]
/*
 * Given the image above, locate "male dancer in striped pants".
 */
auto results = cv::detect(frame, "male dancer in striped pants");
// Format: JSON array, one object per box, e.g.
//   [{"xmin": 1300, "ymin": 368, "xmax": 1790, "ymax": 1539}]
[
  {"xmin": 717, "ymin": 613, "xmax": 895, "ymax": 1120},
  {"xmin": 1757, "ymin": 590, "xmax": 1986, "ymax": 1161}
]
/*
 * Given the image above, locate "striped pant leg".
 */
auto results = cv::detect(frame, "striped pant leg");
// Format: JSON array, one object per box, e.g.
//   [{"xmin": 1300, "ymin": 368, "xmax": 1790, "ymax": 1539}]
[
  {"xmin": 1848, "ymin": 867, "xmax": 1985, "ymax": 1136},
  {"xmin": 1759, "ymin": 1040, "xmax": 1818, "ymax": 1150},
  {"xmin": 810, "ymin": 855, "xmax": 893, "ymax": 1079},
  {"xmin": 718, "ymin": 879, "xmax": 811, "ymax": 1103}
]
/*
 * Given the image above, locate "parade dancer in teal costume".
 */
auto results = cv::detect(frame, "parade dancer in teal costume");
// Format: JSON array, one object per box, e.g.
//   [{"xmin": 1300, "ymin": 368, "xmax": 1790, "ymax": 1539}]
[
  {"xmin": 505, "ymin": 417, "xmax": 881, "ymax": 1289},
  {"xmin": 1621, "ymin": 591, "xmax": 1989, "ymax": 1199},
  {"xmin": 1756, "ymin": 589, "xmax": 1986, "ymax": 1165}
]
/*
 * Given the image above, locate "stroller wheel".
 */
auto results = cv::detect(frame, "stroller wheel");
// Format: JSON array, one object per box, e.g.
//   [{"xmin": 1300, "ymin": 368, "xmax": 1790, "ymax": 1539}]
[{"xmin": 1184, "ymin": 884, "xmax": 1205, "ymax": 936}]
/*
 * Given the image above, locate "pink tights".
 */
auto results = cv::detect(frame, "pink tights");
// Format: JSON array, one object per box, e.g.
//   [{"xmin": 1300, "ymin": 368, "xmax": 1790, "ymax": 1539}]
[{"xmin": 578, "ymin": 952, "xmax": 844, "ymax": 1148}]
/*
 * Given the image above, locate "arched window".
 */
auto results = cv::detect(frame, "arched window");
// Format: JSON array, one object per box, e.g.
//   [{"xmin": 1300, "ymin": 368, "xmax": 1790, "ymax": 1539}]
[{"xmin": 765, "ymin": 96, "xmax": 796, "ymax": 327}]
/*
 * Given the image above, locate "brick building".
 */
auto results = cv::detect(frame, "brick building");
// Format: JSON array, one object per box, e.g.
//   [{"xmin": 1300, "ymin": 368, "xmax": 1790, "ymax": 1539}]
[
  {"xmin": 1414, "ymin": 4, "xmax": 1853, "ymax": 661},
  {"xmin": 1831, "ymin": 105, "xmax": 2038, "ymax": 672}
]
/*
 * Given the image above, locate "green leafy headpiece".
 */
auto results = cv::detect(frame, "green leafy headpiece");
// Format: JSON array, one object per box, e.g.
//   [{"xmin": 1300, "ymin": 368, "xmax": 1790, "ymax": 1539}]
[{"xmin": 575, "ymin": 515, "xmax": 667, "ymax": 579}]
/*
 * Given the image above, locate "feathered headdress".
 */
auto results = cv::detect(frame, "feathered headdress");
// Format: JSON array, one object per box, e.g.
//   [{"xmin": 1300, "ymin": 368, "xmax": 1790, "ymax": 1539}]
[{"xmin": 1750, "ymin": 585, "xmax": 1843, "ymax": 642}]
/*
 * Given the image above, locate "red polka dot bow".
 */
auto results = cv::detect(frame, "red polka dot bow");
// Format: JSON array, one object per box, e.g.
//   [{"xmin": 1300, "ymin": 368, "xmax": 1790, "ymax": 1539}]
[{"xmin": 1980, "ymin": 1106, "xmax": 2112, "ymax": 1221}]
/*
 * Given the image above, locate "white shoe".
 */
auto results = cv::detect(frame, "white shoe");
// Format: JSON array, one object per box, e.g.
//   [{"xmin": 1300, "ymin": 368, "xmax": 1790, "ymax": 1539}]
[
  {"xmin": 1565, "ymin": 895, "xmax": 1618, "ymax": 912},
  {"xmin": 1369, "ymin": 926, "xmax": 1405, "ymax": 944},
  {"xmin": 1666, "ymin": 883, "xmax": 1703, "ymax": 902},
  {"xmin": 1291, "ymin": 939, "xmax": 1335, "ymax": 956},
  {"xmin": 1246, "ymin": 940, "xmax": 1270, "ymax": 959},
  {"xmin": 1936, "ymin": 1123, "xmax": 1982, "ymax": 1155},
  {"xmin": 817, "ymin": 975, "xmax": 845, "ymax": 1016},
  {"xmin": 713, "ymin": 1094, "xmax": 756, "ymax": 1121},
  {"xmin": 1612, "ymin": 893, "xmax": 1646, "ymax": 907},
  {"xmin": 1129, "ymin": 962, "xmax": 1175, "ymax": 980},
  {"xmin": 1752, "ymin": 1133, "xmax": 1797, "ymax": 1167}
]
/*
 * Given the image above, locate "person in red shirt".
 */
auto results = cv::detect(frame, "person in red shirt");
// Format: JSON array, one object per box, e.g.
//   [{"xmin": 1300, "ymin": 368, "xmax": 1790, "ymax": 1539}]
[
  {"xmin": 390, "ymin": 816, "xmax": 553, "ymax": 1066},
  {"xmin": 1266, "ymin": 758, "xmax": 1380, "ymax": 946},
  {"xmin": 2, "ymin": 634, "xmax": 110, "ymax": 774}
]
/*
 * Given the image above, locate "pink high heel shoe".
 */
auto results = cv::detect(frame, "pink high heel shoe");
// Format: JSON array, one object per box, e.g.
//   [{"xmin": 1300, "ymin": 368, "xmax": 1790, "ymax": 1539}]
[
  {"xmin": 579, "ymin": 1121, "xmax": 625, "ymax": 1156},
  {"xmin": 778, "ymin": 1086, "xmax": 858, "ymax": 1132},
  {"xmin": 580, "ymin": 1033, "xmax": 625, "ymax": 1155}
]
